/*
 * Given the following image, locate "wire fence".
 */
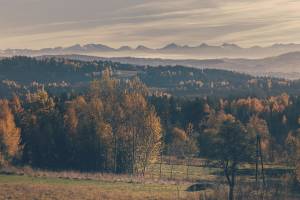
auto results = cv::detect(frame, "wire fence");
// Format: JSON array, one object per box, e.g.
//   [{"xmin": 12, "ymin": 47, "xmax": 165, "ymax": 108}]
[{"xmin": 143, "ymin": 157, "xmax": 221, "ymax": 182}]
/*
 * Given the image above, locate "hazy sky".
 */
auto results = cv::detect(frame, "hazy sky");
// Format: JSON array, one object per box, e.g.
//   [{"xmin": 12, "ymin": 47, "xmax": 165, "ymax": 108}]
[{"xmin": 1, "ymin": 0, "xmax": 300, "ymax": 49}]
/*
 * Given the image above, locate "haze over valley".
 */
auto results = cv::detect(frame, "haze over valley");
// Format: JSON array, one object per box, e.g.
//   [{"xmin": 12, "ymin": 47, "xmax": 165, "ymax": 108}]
[{"xmin": 1, "ymin": 42, "xmax": 300, "ymax": 79}]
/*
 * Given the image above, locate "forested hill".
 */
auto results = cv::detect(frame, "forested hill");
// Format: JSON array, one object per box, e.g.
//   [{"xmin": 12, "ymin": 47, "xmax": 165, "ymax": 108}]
[{"xmin": 0, "ymin": 56, "xmax": 300, "ymax": 98}]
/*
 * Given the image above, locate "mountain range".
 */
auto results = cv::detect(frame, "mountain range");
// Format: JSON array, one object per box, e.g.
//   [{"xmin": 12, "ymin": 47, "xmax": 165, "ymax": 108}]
[{"xmin": 2, "ymin": 43, "xmax": 300, "ymax": 59}]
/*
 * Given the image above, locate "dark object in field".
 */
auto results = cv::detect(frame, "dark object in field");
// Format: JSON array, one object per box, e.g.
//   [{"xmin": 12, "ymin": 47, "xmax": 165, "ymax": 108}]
[
  {"xmin": 0, "ymin": 168, "xmax": 15, "ymax": 175},
  {"xmin": 186, "ymin": 182, "xmax": 215, "ymax": 192}
]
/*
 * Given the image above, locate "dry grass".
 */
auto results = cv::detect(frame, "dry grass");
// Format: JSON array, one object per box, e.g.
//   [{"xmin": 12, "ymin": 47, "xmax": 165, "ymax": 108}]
[
  {"xmin": 145, "ymin": 163, "xmax": 220, "ymax": 182},
  {"xmin": 0, "ymin": 173, "xmax": 203, "ymax": 200},
  {"xmin": 0, "ymin": 159, "xmax": 297, "ymax": 200}
]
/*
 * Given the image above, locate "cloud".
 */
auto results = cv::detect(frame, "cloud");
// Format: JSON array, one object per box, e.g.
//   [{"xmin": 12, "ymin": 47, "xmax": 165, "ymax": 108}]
[{"xmin": 0, "ymin": 0, "xmax": 300, "ymax": 49}]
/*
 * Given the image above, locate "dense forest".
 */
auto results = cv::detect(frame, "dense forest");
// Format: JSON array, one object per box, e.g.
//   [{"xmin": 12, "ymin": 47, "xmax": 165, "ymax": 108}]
[
  {"xmin": 1, "ymin": 57, "xmax": 300, "ymax": 199},
  {"xmin": 0, "ymin": 70, "xmax": 162, "ymax": 173},
  {"xmin": 1, "ymin": 57, "xmax": 300, "ymax": 99}
]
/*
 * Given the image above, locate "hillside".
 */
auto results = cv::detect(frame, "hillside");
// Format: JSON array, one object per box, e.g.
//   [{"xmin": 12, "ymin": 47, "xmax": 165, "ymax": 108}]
[
  {"xmin": 42, "ymin": 51, "xmax": 300, "ymax": 80},
  {"xmin": 0, "ymin": 56, "xmax": 299, "ymax": 98}
]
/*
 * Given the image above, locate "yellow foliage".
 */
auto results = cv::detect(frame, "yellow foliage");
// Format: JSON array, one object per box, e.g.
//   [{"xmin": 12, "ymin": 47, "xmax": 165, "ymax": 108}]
[
  {"xmin": 139, "ymin": 109, "xmax": 162, "ymax": 164},
  {"xmin": 172, "ymin": 127, "xmax": 187, "ymax": 141},
  {"xmin": 0, "ymin": 99, "xmax": 21, "ymax": 164},
  {"xmin": 247, "ymin": 116, "xmax": 270, "ymax": 153}
]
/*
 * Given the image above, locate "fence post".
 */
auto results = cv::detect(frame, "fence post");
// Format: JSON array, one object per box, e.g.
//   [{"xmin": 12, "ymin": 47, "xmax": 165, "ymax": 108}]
[{"xmin": 160, "ymin": 151, "xmax": 163, "ymax": 179}]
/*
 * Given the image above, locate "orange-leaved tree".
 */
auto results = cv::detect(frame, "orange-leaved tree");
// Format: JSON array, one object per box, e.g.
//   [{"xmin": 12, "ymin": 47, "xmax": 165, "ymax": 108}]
[{"xmin": 0, "ymin": 99, "xmax": 21, "ymax": 166}]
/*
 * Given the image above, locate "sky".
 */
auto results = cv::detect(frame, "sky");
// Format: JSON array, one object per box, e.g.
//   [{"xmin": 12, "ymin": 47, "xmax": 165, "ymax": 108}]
[{"xmin": 0, "ymin": 0, "xmax": 300, "ymax": 49}]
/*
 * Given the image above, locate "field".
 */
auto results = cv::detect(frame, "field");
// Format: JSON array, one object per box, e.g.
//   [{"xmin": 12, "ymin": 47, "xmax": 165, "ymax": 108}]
[
  {"xmin": 0, "ymin": 174, "xmax": 200, "ymax": 200},
  {"xmin": 0, "ymin": 159, "xmax": 298, "ymax": 200}
]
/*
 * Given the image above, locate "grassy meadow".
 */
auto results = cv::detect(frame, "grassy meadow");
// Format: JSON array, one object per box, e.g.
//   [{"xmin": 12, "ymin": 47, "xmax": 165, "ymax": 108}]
[
  {"xmin": 0, "ymin": 159, "xmax": 298, "ymax": 200},
  {"xmin": 0, "ymin": 173, "xmax": 198, "ymax": 200}
]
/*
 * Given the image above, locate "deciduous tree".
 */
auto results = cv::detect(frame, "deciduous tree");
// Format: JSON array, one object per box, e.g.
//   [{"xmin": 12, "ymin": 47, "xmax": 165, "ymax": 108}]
[{"xmin": 0, "ymin": 99, "xmax": 21, "ymax": 166}]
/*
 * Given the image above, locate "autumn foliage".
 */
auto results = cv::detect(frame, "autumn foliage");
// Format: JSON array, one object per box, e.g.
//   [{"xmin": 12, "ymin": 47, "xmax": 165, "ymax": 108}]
[
  {"xmin": 0, "ymin": 70, "xmax": 162, "ymax": 173},
  {"xmin": 0, "ymin": 99, "xmax": 21, "ymax": 165}
]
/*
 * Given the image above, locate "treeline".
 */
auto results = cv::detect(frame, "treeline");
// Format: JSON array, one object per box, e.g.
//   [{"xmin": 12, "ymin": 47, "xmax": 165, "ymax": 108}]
[
  {"xmin": 151, "ymin": 93, "xmax": 300, "ymax": 164},
  {"xmin": 138, "ymin": 65, "xmax": 300, "ymax": 98},
  {"xmin": 1, "ymin": 80, "xmax": 300, "ymax": 168},
  {"xmin": 0, "ymin": 70, "xmax": 161, "ymax": 173},
  {"xmin": 2, "ymin": 56, "xmax": 300, "ymax": 99},
  {"xmin": 0, "ymin": 56, "xmax": 136, "ymax": 84},
  {"xmin": 1, "ymin": 66, "xmax": 300, "ymax": 175}
]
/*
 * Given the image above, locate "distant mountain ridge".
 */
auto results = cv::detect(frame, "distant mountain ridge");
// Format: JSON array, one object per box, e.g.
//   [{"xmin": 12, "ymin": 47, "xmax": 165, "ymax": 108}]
[{"xmin": 2, "ymin": 43, "xmax": 300, "ymax": 59}]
